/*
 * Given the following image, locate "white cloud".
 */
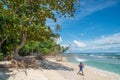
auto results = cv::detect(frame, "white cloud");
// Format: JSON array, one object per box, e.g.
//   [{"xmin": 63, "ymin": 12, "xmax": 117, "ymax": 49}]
[
  {"xmin": 92, "ymin": 33, "xmax": 120, "ymax": 45},
  {"xmin": 55, "ymin": 36, "xmax": 63, "ymax": 44},
  {"xmin": 46, "ymin": 0, "xmax": 119, "ymax": 28},
  {"xmin": 75, "ymin": 0, "xmax": 118, "ymax": 20},
  {"xmin": 70, "ymin": 33, "xmax": 120, "ymax": 52},
  {"xmin": 73, "ymin": 40, "xmax": 86, "ymax": 48}
]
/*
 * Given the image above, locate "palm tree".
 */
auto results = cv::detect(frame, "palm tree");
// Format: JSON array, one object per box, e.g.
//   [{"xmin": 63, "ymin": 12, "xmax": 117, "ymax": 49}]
[{"xmin": 55, "ymin": 24, "xmax": 61, "ymax": 33}]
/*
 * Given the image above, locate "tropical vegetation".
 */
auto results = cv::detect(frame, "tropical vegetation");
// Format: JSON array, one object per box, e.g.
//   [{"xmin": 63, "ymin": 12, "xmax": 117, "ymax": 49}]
[{"xmin": 0, "ymin": 0, "xmax": 79, "ymax": 61}]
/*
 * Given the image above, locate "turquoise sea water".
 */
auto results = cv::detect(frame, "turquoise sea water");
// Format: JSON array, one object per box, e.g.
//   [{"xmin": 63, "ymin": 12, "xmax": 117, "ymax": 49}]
[{"xmin": 66, "ymin": 53, "xmax": 120, "ymax": 75}]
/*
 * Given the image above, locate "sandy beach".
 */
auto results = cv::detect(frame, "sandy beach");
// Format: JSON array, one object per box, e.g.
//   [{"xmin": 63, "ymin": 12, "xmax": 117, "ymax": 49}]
[{"xmin": 0, "ymin": 57, "xmax": 120, "ymax": 80}]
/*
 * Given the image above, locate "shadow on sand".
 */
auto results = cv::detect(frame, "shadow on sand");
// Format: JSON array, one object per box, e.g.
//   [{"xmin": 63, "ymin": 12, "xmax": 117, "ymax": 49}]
[
  {"xmin": 40, "ymin": 60, "xmax": 74, "ymax": 71},
  {"xmin": 0, "ymin": 65, "xmax": 11, "ymax": 80},
  {"xmin": 0, "ymin": 72, "xmax": 9, "ymax": 80},
  {"xmin": 0, "ymin": 59, "xmax": 73, "ymax": 80}
]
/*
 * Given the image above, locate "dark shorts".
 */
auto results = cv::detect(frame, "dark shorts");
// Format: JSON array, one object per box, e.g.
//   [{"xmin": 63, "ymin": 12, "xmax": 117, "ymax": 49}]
[{"xmin": 80, "ymin": 68, "xmax": 83, "ymax": 71}]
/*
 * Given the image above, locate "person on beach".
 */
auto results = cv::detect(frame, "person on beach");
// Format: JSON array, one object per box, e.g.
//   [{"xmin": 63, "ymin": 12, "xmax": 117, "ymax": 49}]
[{"xmin": 77, "ymin": 62, "xmax": 84, "ymax": 75}]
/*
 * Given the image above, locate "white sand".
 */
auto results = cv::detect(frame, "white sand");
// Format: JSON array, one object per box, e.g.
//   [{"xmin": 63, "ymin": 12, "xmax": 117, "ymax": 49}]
[
  {"xmin": 0, "ymin": 69, "xmax": 48, "ymax": 80},
  {"xmin": 57, "ymin": 61, "xmax": 120, "ymax": 80},
  {"xmin": 45, "ymin": 57, "xmax": 120, "ymax": 80},
  {"xmin": 0, "ymin": 57, "xmax": 120, "ymax": 80}
]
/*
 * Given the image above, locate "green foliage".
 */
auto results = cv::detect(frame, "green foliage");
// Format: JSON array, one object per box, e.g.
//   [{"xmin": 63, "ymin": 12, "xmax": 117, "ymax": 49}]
[
  {"xmin": 0, "ymin": 0, "xmax": 79, "ymax": 59},
  {"xmin": 19, "ymin": 41, "xmax": 40, "ymax": 56},
  {"xmin": 0, "ymin": 51, "xmax": 3, "ymax": 60},
  {"xmin": 60, "ymin": 45, "xmax": 70, "ymax": 53},
  {"xmin": 38, "ymin": 40, "xmax": 56, "ymax": 55},
  {"xmin": 19, "ymin": 40, "xmax": 61, "ymax": 55},
  {"xmin": 40, "ymin": 48, "xmax": 50, "ymax": 55}
]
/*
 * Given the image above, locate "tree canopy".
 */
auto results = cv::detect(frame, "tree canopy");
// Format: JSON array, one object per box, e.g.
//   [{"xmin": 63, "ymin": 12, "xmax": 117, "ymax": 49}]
[{"xmin": 0, "ymin": 0, "xmax": 79, "ymax": 60}]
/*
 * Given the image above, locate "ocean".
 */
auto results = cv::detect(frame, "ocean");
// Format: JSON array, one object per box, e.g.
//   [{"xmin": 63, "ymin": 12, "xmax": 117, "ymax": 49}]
[{"xmin": 65, "ymin": 52, "xmax": 120, "ymax": 75}]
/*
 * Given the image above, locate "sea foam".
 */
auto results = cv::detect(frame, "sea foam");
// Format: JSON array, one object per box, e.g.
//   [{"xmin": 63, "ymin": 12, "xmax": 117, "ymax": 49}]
[
  {"xmin": 75, "ymin": 57, "xmax": 88, "ymax": 62},
  {"xmin": 89, "ymin": 54, "xmax": 104, "ymax": 58}
]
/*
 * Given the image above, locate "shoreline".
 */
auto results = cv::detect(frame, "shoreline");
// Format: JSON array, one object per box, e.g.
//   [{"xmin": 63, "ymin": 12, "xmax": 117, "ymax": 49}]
[
  {"xmin": 0, "ymin": 56, "xmax": 120, "ymax": 80},
  {"xmin": 66, "ymin": 55, "xmax": 120, "ymax": 75},
  {"xmin": 86, "ymin": 65, "xmax": 120, "ymax": 76},
  {"xmin": 45, "ymin": 56, "xmax": 120, "ymax": 80},
  {"xmin": 67, "ymin": 58, "xmax": 120, "ymax": 76}
]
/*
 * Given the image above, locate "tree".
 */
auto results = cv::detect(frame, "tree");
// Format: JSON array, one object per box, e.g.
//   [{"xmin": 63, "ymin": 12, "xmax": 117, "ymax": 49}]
[
  {"xmin": 0, "ymin": 0, "xmax": 79, "ymax": 60},
  {"xmin": 55, "ymin": 24, "xmax": 61, "ymax": 32}
]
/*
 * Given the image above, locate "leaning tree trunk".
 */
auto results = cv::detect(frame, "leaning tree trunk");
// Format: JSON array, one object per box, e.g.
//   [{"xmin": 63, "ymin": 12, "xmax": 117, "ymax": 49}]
[
  {"xmin": 13, "ymin": 32, "xmax": 27, "ymax": 61},
  {"xmin": 0, "ymin": 36, "xmax": 8, "ymax": 50}
]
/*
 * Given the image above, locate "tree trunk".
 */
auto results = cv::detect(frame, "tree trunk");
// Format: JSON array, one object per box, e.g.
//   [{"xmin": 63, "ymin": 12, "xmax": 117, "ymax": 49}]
[
  {"xmin": 0, "ymin": 36, "xmax": 8, "ymax": 50},
  {"xmin": 13, "ymin": 32, "xmax": 27, "ymax": 61}
]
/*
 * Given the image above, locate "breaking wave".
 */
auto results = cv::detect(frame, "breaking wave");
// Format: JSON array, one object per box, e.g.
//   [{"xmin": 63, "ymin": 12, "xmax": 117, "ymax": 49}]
[{"xmin": 75, "ymin": 57, "xmax": 88, "ymax": 62}]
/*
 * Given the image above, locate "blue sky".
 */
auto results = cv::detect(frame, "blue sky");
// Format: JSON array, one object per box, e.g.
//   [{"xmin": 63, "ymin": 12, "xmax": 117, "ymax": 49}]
[{"xmin": 47, "ymin": 0, "xmax": 120, "ymax": 53}]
